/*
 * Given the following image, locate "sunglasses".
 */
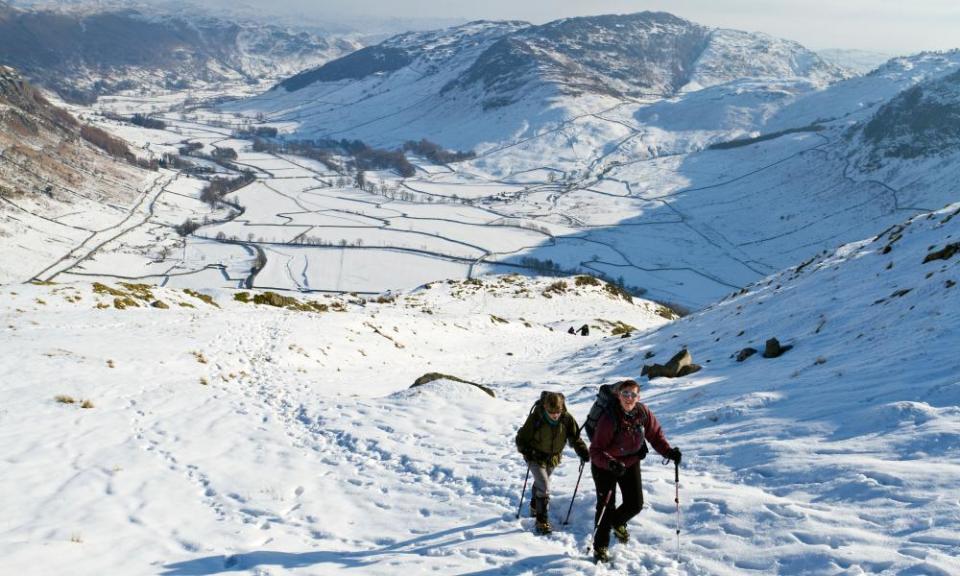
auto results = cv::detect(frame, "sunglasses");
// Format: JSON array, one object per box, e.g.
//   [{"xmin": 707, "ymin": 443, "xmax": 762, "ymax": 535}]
[{"xmin": 619, "ymin": 391, "xmax": 639, "ymax": 399}]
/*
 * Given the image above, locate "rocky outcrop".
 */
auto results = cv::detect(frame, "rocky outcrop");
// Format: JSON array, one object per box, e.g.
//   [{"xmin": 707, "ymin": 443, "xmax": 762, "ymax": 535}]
[
  {"xmin": 923, "ymin": 242, "xmax": 959, "ymax": 264},
  {"xmin": 642, "ymin": 348, "xmax": 702, "ymax": 379},
  {"xmin": 411, "ymin": 373, "xmax": 496, "ymax": 397},
  {"xmin": 762, "ymin": 338, "xmax": 792, "ymax": 358},
  {"xmin": 736, "ymin": 347, "xmax": 757, "ymax": 362}
]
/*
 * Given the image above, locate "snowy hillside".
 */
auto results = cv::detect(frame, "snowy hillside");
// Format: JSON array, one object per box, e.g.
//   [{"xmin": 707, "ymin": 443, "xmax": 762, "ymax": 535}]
[
  {"xmin": 0, "ymin": 2, "xmax": 360, "ymax": 103},
  {"xmin": 231, "ymin": 12, "xmax": 841, "ymax": 153},
  {"xmin": 2, "ymin": 205, "xmax": 957, "ymax": 574},
  {"xmin": 570, "ymin": 202, "xmax": 960, "ymax": 574},
  {"xmin": 0, "ymin": 66, "xmax": 162, "ymax": 285}
]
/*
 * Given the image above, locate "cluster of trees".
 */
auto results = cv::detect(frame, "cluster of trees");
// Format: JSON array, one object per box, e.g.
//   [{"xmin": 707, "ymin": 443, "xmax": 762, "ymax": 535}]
[
  {"xmin": 129, "ymin": 114, "xmax": 166, "ymax": 130},
  {"xmin": 247, "ymin": 134, "xmax": 474, "ymax": 180},
  {"xmin": 80, "ymin": 124, "xmax": 133, "ymax": 160},
  {"xmin": 212, "ymin": 147, "xmax": 238, "ymax": 161},
  {"xmin": 234, "ymin": 126, "xmax": 278, "ymax": 139},
  {"xmin": 175, "ymin": 218, "xmax": 202, "ymax": 237},
  {"xmin": 403, "ymin": 139, "xmax": 476, "ymax": 164},
  {"xmin": 293, "ymin": 236, "xmax": 367, "ymax": 247},
  {"xmin": 178, "ymin": 142, "xmax": 204, "ymax": 156},
  {"xmin": 516, "ymin": 256, "xmax": 646, "ymax": 297},
  {"xmin": 520, "ymin": 256, "xmax": 565, "ymax": 275},
  {"xmin": 200, "ymin": 172, "xmax": 256, "ymax": 206},
  {"xmin": 79, "ymin": 124, "xmax": 157, "ymax": 170},
  {"xmin": 353, "ymin": 146, "xmax": 415, "ymax": 177},
  {"xmin": 497, "ymin": 219, "xmax": 552, "ymax": 235}
]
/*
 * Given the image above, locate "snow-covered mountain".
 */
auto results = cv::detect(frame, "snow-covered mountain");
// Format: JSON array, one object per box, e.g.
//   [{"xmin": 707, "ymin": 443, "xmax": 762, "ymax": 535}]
[
  {"xmin": 2, "ymin": 204, "xmax": 957, "ymax": 574},
  {"xmin": 234, "ymin": 12, "xmax": 843, "ymax": 152},
  {"xmin": 0, "ymin": 66, "xmax": 160, "ymax": 284},
  {"xmin": 0, "ymin": 2, "xmax": 360, "ymax": 103}
]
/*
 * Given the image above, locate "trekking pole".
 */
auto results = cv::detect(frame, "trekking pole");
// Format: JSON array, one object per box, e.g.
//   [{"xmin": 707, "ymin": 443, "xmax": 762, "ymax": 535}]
[
  {"xmin": 674, "ymin": 460, "xmax": 681, "ymax": 564},
  {"xmin": 589, "ymin": 487, "xmax": 615, "ymax": 553},
  {"xmin": 516, "ymin": 464, "xmax": 531, "ymax": 519},
  {"xmin": 563, "ymin": 460, "xmax": 586, "ymax": 525}
]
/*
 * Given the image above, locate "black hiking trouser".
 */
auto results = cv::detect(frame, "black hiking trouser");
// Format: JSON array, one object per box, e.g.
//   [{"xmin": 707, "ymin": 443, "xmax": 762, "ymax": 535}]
[{"xmin": 591, "ymin": 461, "xmax": 643, "ymax": 549}]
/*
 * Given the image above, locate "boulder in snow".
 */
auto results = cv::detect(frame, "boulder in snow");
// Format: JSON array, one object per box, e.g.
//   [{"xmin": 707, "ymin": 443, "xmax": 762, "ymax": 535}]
[
  {"xmin": 762, "ymin": 338, "xmax": 793, "ymax": 358},
  {"xmin": 642, "ymin": 348, "xmax": 702, "ymax": 379},
  {"xmin": 411, "ymin": 372, "xmax": 495, "ymax": 397}
]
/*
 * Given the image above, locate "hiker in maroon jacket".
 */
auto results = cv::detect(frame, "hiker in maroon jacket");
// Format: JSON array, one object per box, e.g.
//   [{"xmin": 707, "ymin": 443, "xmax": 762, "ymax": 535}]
[{"xmin": 588, "ymin": 378, "xmax": 681, "ymax": 563}]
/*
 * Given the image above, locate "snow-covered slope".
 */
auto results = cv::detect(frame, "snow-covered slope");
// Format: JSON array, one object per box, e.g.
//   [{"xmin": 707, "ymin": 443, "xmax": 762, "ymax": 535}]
[
  {"xmin": 0, "ymin": 66, "xmax": 161, "ymax": 284},
  {"xmin": 559, "ymin": 203, "xmax": 960, "ymax": 574},
  {"xmin": 2, "ymin": 205, "xmax": 957, "ymax": 574},
  {"xmin": 0, "ymin": 275, "xmax": 674, "ymax": 574},
  {"xmin": 0, "ymin": 3, "xmax": 360, "ymax": 103},
  {"xmin": 233, "ymin": 12, "xmax": 842, "ymax": 153},
  {"xmin": 684, "ymin": 28, "xmax": 844, "ymax": 92}
]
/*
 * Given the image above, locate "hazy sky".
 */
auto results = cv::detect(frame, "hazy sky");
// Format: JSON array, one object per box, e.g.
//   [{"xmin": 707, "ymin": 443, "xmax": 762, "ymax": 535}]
[{"xmin": 223, "ymin": 0, "xmax": 959, "ymax": 54}]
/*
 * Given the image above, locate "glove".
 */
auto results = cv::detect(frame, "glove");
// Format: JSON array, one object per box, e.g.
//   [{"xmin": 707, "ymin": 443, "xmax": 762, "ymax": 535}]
[
  {"xmin": 576, "ymin": 448, "xmax": 590, "ymax": 464},
  {"xmin": 668, "ymin": 447, "xmax": 682, "ymax": 465},
  {"xmin": 608, "ymin": 459, "xmax": 626, "ymax": 477},
  {"xmin": 638, "ymin": 443, "xmax": 649, "ymax": 461}
]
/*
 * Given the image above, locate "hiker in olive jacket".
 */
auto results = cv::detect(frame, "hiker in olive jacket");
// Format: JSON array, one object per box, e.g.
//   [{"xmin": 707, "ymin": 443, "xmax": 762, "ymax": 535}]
[
  {"xmin": 516, "ymin": 391, "xmax": 590, "ymax": 534},
  {"xmin": 589, "ymin": 378, "xmax": 681, "ymax": 562}
]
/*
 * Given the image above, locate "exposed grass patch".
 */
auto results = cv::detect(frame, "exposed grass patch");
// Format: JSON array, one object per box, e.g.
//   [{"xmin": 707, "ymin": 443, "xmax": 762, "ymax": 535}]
[
  {"xmin": 575, "ymin": 275, "xmax": 601, "ymax": 286},
  {"xmin": 191, "ymin": 351, "xmax": 208, "ymax": 364},
  {"xmin": 542, "ymin": 280, "xmax": 567, "ymax": 297},
  {"xmin": 656, "ymin": 305, "xmax": 681, "ymax": 320},
  {"xmin": 113, "ymin": 297, "xmax": 139, "ymax": 310},
  {"xmin": 490, "ymin": 314, "xmax": 509, "ymax": 324},
  {"xmin": 603, "ymin": 282, "xmax": 633, "ymax": 304},
  {"xmin": 80, "ymin": 399, "xmax": 94, "ymax": 409},
  {"xmin": 55, "ymin": 394, "xmax": 76, "ymax": 404},
  {"xmin": 93, "ymin": 282, "xmax": 126, "ymax": 297},
  {"xmin": 610, "ymin": 321, "xmax": 636, "ymax": 336},
  {"xmin": 235, "ymin": 290, "xmax": 330, "ymax": 312},
  {"xmin": 183, "ymin": 289, "xmax": 219, "ymax": 308},
  {"xmin": 118, "ymin": 283, "xmax": 155, "ymax": 301}
]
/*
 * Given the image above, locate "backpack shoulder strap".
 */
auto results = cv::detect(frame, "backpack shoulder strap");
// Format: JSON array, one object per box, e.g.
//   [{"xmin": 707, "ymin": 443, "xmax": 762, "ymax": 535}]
[
  {"xmin": 530, "ymin": 398, "xmax": 543, "ymax": 429},
  {"xmin": 637, "ymin": 403, "xmax": 649, "ymax": 427}
]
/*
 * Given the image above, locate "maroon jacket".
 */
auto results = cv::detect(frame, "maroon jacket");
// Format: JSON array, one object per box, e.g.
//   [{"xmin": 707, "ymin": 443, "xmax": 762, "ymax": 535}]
[{"xmin": 589, "ymin": 403, "xmax": 672, "ymax": 470}]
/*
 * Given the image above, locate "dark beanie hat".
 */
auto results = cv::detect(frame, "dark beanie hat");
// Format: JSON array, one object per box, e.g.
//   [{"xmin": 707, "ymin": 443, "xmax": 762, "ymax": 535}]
[{"xmin": 543, "ymin": 392, "xmax": 564, "ymax": 413}]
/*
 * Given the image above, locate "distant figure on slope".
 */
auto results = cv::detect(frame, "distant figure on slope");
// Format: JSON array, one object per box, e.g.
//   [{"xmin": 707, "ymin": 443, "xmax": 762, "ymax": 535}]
[
  {"xmin": 588, "ymin": 379, "xmax": 681, "ymax": 563},
  {"xmin": 516, "ymin": 391, "xmax": 590, "ymax": 535}
]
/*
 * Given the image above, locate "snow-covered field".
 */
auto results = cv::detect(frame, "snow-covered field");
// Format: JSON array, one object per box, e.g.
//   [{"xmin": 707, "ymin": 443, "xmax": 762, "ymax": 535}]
[{"xmin": 2, "ymin": 203, "xmax": 958, "ymax": 575}]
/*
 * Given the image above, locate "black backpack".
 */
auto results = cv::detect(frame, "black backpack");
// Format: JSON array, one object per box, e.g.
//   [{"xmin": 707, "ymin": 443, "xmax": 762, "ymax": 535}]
[{"xmin": 584, "ymin": 384, "xmax": 648, "ymax": 443}]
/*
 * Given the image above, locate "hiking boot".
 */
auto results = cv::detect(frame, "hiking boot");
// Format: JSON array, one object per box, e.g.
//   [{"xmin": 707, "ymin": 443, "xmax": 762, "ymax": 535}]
[
  {"xmin": 593, "ymin": 546, "xmax": 610, "ymax": 563},
  {"xmin": 613, "ymin": 524, "xmax": 629, "ymax": 544},
  {"xmin": 535, "ymin": 519, "xmax": 553, "ymax": 535}
]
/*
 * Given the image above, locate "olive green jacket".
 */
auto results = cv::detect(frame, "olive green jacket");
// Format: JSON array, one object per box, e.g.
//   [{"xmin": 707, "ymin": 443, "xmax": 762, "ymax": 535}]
[{"xmin": 516, "ymin": 408, "xmax": 589, "ymax": 468}]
